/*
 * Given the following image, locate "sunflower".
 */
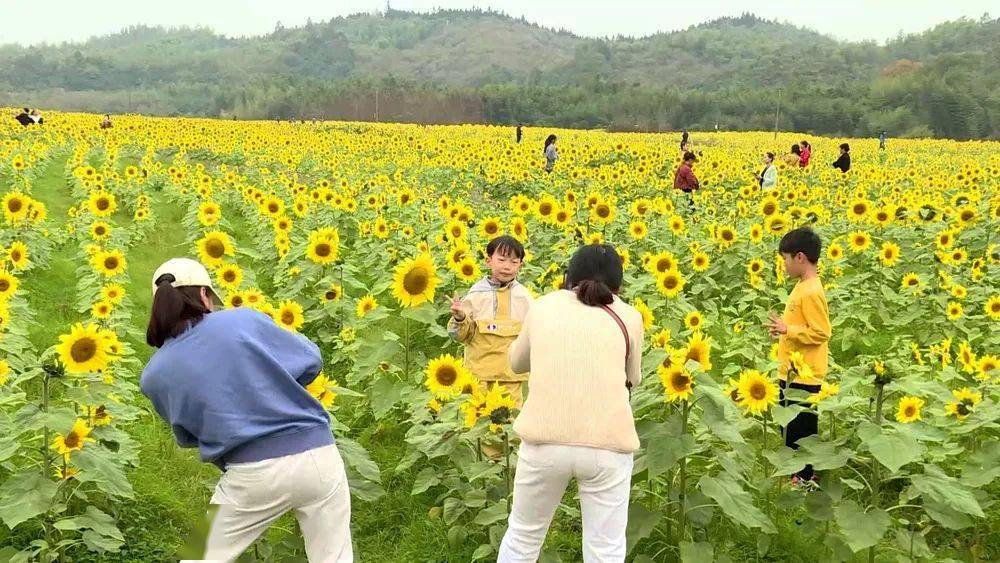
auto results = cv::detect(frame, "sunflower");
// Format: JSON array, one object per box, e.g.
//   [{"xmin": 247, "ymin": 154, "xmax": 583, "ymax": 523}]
[
  {"xmin": 629, "ymin": 221, "xmax": 648, "ymax": 240},
  {"xmin": 878, "ymin": 242, "xmax": 900, "ymax": 267},
  {"xmin": 975, "ymin": 355, "xmax": 997, "ymax": 381},
  {"xmin": 274, "ymin": 300, "xmax": 304, "ymax": 332},
  {"xmin": 482, "ymin": 383, "xmax": 516, "ymax": 426},
  {"xmin": 683, "ymin": 310, "xmax": 704, "ymax": 331},
  {"xmin": 391, "ymin": 253, "xmax": 439, "ymax": 308},
  {"xmin": 590, "ymin": 202, "xmax": 615, "ymax": 224},
  {"xmin": 681, "ymin": 331, "xmax": 712, "ymax": 371},
  {"xmin": 736, "ymin": 370, "xmax": 778, "ymax": 415},
  {"xmin": 56, "ymin": 323, "xmax": 112, "ymax": 374},
  {"xmin": 715, "ymin": 225, "xmax": 738, "ymax": 247},
  {"xmin": 651, "ymin": 329, "xmax": 671, "ymax": 349},
  {"xmin": 2, "ymin": 192, "xmax": 28, "ymax": 223},
  {"xmin": 900, "ymin": 272, "xmax": 921, "ymax": 293},
  {"xmin": 691, "ymin": 251, "xmax": 710, "ymax": 272},
  {"xmin": 847, "ymin": 231, "xmax": 871, "ymax": 253},
  {"xmin": 86, "ymin": 405, "xmax": 112, "ymax": 427},
  {"xmin": 659, "ymin": 360, "xmax": 694, "ymax": 402},
  {"xmin": 91, "ymin": 250, "xmax": 127, "ymax": 278},
  {"xmin": 0, "ymin": 270, "xmax": 18, "ymax": 301},
  {"xmin": 356, "ymin": 294, "xmax": 378, "ymax": 318},
  {"xmin": 0, "ymin": 359, "xmax": 10, "ymax": 386},
  {"xmin": 806, "ymin": 381, "xmax": 840, "ymax": 405},
  {"xmin": 746, "ymin": 258, "xmax": 766, "ymax": 277},
  {"xmin": 306, "ymin": 372, "xmax": 338, "ymax": 409},
  {"xmin": 196, "ymin": 231, "xmax": 235, "ymax": 268},
  {"xmin": 510, "ymin": 217, "xmax": 528, "ymax": 242},
  {"xmin": 945, "ymin": 387, "xmax": 982, "ymax": 421},
  {"xmin": 456, "ymin": 258, "xmax": 481, "ymax": 282},
  {"xmin": 425, "ymin": 354, "xmax": 473, "ymax": 400},
  {"xmin": 226, "ymin": 290, "xmax": 247, "ymax": 308},
  {"xmin": 669, "ymin": 215, "xmax": 686, "ymax": 235},
  {"xmin": 634, "ymin": 298, "xmax": 654, "ymax": 330},
  {"xmin": 51, "ymin": 419, "xmax": 95, "ymax": 456},
  {"xmin": 322, "ymin": 284, "xmax": 343, "ymax": 303},
  {"xmin": 985, "ymin": 295, "xmax": 1000, "ymax": 321},
  {"xmin": 895, "ymin": 396, "xmax": 924, "ymax": 423},
  {"xmin": 946, "ymin": 301, "xmax": 963, "ymax": 321},
  {"xmin": 306, "ymin": 231, "xmax": 340, "ymax": 264},
  {"xmin": 656, "ymin": 269, "xmax": 686, "ymax": 298},
  {"xmin": 479, "ymin": 217, "xmax": 503, "ymax": 239},
  {"xmin": 89, "ymin": 221, "xmax": 112, "ymax": 241},
  {"xmin": 445, "ymin": 219, "xmax": 468, "ymax": 242},
  {"xmin": 215, "ymin": 263, "xmax": 244, "ymax": 290},
  {"xmin": 87, "ymin": 190, "xmax": 117, "ymax": 217},
  {"xmin": 7, "ymin": 241, "xmax": 29, "ymax": 270},
  {"xmin": 847, "ymin": 198, "xmax": 870, "ymax": 221},
  {"xmin": 91, "ymin": 299, "xmax": 114, "ymax": 320},
  {"xmin": 826, "ymin": 243, "xmax": 844, "ymax": 261},
  {"xmin": 647, "ymin": 252, "xmax": 677, "ymax": 276}
]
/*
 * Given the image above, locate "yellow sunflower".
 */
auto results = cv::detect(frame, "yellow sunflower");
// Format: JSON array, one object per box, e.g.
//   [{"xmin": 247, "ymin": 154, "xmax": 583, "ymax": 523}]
[
  {"xmin": 2, "ymin": 192, "xmax": 29, "ymax": 223},
  {"xmin": 196, "ymin": 231, "xmax": 235, "ymax": 268},
  {"xmin": 878, "ymin": 242, "xmax": 900, "ymax": 267},
  {"xmin": 847, "ymin": 231, "xmax": 871, "ymax": 253},
  {"xmin": 56, "ymin": 323, "xmax": 112, "ymax": 374},
  {"xmin": 7, "ymin": 241, "xmax": 29, "ymax": 270},
  {"xmin": 87, "ymin": 190, "xmax": 117, "ymax": 217},
  {"xmin": 736, "ymin": 370, "xmax": 778, "ymax": 415},
  {"xmin": 100, "ymin": 283, "xmax": 125, "ymax": 304},
  {"xmin": 322, "ymin": 284, "xmax": 343, "ymax": 303},
  {"xmin": 633, "ymin": 298, "xmax": 654, "ymax": 330},
  {"xmin": 424, "ymin": 354, "xmax": 473, "ymax": 400},
  {"xmin": 456, "ymin": 258, "xmax": 481, "ymax": 282},
  {"xmin": 0, "ymin": 270, "xmax": 18, "ymax": 301},
  {"xmin": 91, "ymin": 250, "xmax": 127, "ymax": 278},
  {"xmin": 392, "ymin": 253, "xmax": 439, "ymax": 308},
  {"xmin": 985, "ymin": 295, "xmax": 1000, "ymax": 321},
  {"xmin": 51, "ymin": 418, "xmax": 95, "ymax": 456},
  {"xmin": 356, "ymin": 294, "xmax": 378, "ymax": 318},
  {"xmin": 306, "ymin": 372, "xmax": 338, "ymax": 409},
  {"xmin": 895, "ymin": 396, "xmax": 924, "ymax": 424},
  {"xmin": 90, "ymin": 299, "xmax": 114, "ymax": 320},
  {"xmin": 215, "ymin": 263, "xmax": 244, "ymax": 290},
  {"xmin": 656, "ymin": 269, "xmax": 686, "ymax": 298},
  {"xmin": 683, "ymin": 310, "xmax": 704, "ymax": 331},
  {"xmin": 681, "ymin": 331, "xmax": 712, "ymax": 371},
  {"xmin": 658, "ymin": 360, "xmax": 694, "ymax": 402},
  {"xmin": 274, "ymin": 300, "xmax": 305, "ymax": 332},
  {"xmin": 89, "ymin": 221, "xmax": 112, "ymax": 241}
]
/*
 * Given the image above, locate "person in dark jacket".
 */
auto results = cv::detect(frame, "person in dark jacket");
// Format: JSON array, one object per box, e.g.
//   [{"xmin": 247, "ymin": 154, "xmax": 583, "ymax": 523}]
[
  {"xmin": 15, "ymin": 108, "xmax": 32, "ymax": 126},
  {"xmin": 674, "ymin": 151, "xmax": 699, "ymax": 208},
  {"xmin": 516, "ymin": 124, "xmax": 523, "ymax": 144},
  {"xmin": 680, "ymin": 130, "xmax": 689, "ymax": 151},
  {"xmin": 832, "ymin": 143, "xmax": 851, "ymax": 173},
  {"xmin": 879, "ymin": 130, "xmax": 887, "ymax": 150}
]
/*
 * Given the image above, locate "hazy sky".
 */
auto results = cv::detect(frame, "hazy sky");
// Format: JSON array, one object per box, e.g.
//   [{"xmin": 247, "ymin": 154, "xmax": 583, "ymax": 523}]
[{"xmin": 0, "ymin": 0, "xmax": 994, "ymax": 46}]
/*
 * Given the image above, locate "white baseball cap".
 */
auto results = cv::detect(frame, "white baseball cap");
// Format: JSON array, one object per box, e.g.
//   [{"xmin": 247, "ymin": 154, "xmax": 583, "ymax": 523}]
[{"xmin": 151, "ymin": 258, "xmax": 223, "ymax": 306}]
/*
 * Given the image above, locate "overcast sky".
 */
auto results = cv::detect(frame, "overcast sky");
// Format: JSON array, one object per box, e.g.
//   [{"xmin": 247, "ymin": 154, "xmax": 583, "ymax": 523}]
[{"xmin": 0, "ymin": 0, "xmax": 994, "ymax": 46}]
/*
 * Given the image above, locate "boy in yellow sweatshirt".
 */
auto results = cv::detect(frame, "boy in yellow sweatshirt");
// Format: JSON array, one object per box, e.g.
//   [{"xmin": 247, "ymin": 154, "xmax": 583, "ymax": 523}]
[
  {"xmin": 765, "ymin": 227, "xmax": 832, "ymax": 485},
  {"xmin": 448, "ymin": 236, "xmax": 533, "ymax": 408}
]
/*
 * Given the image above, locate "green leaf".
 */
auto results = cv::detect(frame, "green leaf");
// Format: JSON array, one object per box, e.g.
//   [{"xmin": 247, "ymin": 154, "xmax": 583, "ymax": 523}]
[
  {"xmin": 473, "ymin": 501, "xmax": 508, "ymax": 526},
  {"xmin": 796, "ymin": 436, "xmax": 853, "ymax": 471},
  {"xmin": 54, "ymin": 506, "xmax": 123, "ymax": 541},
  {"xmin": 834, "ymin": 500, "xmax": 890, "ymax": 552},
  {"xmin": 864, "ymin": 430, "xmax": 925, "ymax": 472},
  {"xmin": 804, "ymin": 491, "xmax": 834, "ymax": 521},
  {"xmin": 910, "ymin": 465, "xmax": 983, "ymax": 518},
  {"xmin": 369, "ymin": 377, "xmax": 403, "ymax": 419},
  {"xmin": 770, "ymin": 404, "xmax": 801, "ymax": 427},
  {"xmin": 344, "ymin": 468, "xmax": 385, "ymax": 502},
  {"xmin": 960, "ymin": 439, "xmax": 1000, "ymax": 487},
  {"xmin": 922, "ymin": 497, "xmax": 972, "ymax": 530},
  {"xmin": 680, "ymin": 541, "xmax": 714, "ymax": 563},
  {"xmin": 81, "ymin": 529, "xmax": 124, "ymax": 553},
  {"xmin": 443, "ymin": 497, "xmax": 467, "ymax": 525},
  {"xmin": 471, "ymin": 543, "xmax": 494, "ymax": 561},
  {"xmin": 697, "ymin": 473, "xmax": 775, "ymax": 533},
  {"xmin": 411, "ymin": 467, "xmax": 441, "ymax": 495},
  {"xmin": 625, "ymin": 503, "xmax": 661, "ymax": 554},
  {"xmin": 641, "ymin": 418, "xmax": 697, "ymax": 477},
  {"xmin": 73, "ymin": 447, "xmax": 135, "ymax": 499},
  {"xmin": 337, "ymin": 438, "xmax": 382, "ymax": 484},
  {"xmin": 0, "ymin": 472, "xmax": 59, "ymax": 530}
]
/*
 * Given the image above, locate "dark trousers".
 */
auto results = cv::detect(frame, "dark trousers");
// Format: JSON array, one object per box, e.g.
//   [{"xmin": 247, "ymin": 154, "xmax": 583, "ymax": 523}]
[
  {"xmin": 681, "ymin": 188, "xmax": 694, "ymax": 209},
  {"xmin": 779, "ymin": 380, "xmax": 822, "ymax": 480}
]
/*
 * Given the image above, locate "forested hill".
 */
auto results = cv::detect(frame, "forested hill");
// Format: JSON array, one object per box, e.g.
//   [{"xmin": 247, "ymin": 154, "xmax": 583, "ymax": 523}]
[{"xmin": 1, "ymin": 10, "xmax": 997, "ymax": 138}]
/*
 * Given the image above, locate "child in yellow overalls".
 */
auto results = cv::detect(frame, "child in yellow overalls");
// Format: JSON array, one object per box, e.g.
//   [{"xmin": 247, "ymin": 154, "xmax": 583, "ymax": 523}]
[{"xmin": 449, "ymin": 236, "xmax": 533, "ymax": 457}]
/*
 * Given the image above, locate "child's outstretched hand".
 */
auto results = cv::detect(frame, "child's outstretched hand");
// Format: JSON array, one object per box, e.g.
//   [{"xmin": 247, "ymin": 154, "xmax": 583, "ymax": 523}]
[
  {"xmin": 450, "ymin": 293, "xmax": 466, "ymax": 322},
  {"xmin": 764, "ymin": 312, "xmax": 787, "ymax": 338}
]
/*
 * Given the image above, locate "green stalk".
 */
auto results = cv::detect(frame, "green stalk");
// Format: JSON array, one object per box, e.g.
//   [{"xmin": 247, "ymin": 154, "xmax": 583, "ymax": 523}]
[
  {"xmin": 503, "ymin": 430, "xmax": 512, "ymax": 516},
  {"xmin": 869, "ymin": 381, "xmax": 886, "ymax": 563},
  {"xmin": 677, "ymin": 401, "xmax": 690, "ymax": 543}
]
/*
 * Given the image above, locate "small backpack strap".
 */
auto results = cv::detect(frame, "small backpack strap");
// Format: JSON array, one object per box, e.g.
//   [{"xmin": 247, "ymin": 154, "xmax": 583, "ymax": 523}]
[{"xmin": 599, "ymin": 304, "xmax": 630, "ymax": 362}]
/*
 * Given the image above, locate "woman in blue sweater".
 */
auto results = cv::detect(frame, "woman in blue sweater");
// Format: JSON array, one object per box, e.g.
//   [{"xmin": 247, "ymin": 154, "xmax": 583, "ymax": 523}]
[{"xmin": 140, "ymin": 258, "xmax": 352, "ymax": 562}]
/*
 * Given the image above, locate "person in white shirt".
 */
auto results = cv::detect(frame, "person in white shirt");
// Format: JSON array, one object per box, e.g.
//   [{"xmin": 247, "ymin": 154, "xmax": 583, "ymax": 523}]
[{"xmin": 758, "ymin": 152, "xmax": 777, "ymax": 191}]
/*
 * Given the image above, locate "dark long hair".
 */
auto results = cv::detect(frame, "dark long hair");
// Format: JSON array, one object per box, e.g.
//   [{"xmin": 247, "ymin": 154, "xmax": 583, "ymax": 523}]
[
  {"xmin": 544, "ymin": 134, "xmax": 557, "ymax": 153},
  {"xmin": 146, "ymin": 274, "xmax": 211, "ymax": 348},
  {"xmin": 563, "ymin": 244, "xmax": 624, "ymax": 306},
  {"xmin": 790, "ymin": 144, "xmax": 801, "ymax": 156}
]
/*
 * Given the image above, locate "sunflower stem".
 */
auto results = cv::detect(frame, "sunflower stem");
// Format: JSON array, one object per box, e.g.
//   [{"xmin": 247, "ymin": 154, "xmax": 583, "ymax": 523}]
[
  {"xmin": 677, "ymin": 400, "xmax": 690, "ymax": 542},
  {"xmin": 404, "ymin": 316, "xmax": 411, "ymax": 381},
  {"xmin": 503, "ymin": 429, "xmax": 512, "ymax": 516},
  {"xmin": 868, "ymin": 381, "xmax": 886, "ymax": 563}
]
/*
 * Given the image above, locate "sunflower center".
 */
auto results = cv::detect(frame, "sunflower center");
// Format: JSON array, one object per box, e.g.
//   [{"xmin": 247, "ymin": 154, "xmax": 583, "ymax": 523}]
[
  {"xmin": 231, "ymin": 295, "xmax": 244, "ymax": 307},
  {"xmin": 315, "ymin": 243, "xmax": 331, "ymax": 257},
  {"xmin": 64, "ymin": 432, "xmax": 81, "ymax": 449},
  {"xmin": 7, "ymin": 199, "xmax": 23, "ymax": 213},
  {"xmin": 670, "ymin": 372, "xmax": 691, "ymax": 390},
  {"xmin": 223, "ymin": 271, "xmax": 237, "ymax": 282},
  {"xmin": 205, "ymin": 239, "xmax": 225, "ymax": 258},
  {"xmin": 281, "ymin": 311, "xmax": 295, "ymax": 325},
  {"xmin": 104, "ymin": 257, "xmax": 119, "ymax": 270},
  {"xmin": 403, "ymin": 267, "xmax": 430, "ymax": 295},
  {"xmin": 96, "ymin": 198, "xmax": 109, "ymax": 211},
  {"xmin": 749, "ymin": 381, "xmax": 767, "ymax": 400},
  {"xmin": 325, "ymin": 291, "xmax": 337, "ymax": 301},
  {"xmin": 435, "ymin": 366, "xmax": 458, "ymax": 386},
  {"xmin": 0, "ymin": 279, "xmax": 9, "ymax": 292},
  {"xmin": 70, "ymin": 336, "xmax": 97, "ymax": 363}
]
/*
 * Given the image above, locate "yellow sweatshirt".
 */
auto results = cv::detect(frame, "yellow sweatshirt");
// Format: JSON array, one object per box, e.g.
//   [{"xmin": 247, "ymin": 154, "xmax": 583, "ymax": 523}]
[
  {"xmin": 777, "ymin": 276, "xmax": 832, "ymax": 386},
  {"xmin": 448, "ymin": 278, "xmax": 533, "ymax": 382}
]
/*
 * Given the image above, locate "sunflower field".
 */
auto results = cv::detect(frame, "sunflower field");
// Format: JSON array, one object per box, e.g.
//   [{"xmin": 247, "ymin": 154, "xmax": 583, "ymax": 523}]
[{"xmin": 0, "ymin": 110, "xmax": 998, "ymax": 562}]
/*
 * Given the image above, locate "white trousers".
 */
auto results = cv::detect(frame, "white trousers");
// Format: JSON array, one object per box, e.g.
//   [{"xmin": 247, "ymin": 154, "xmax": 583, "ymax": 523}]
[
  {"xmin": 498, "ymin": 442, "xmax": 633, "ymax": 563},
  {"xmin": 201, "ymin": 444, "xmax": 353, "ymax": 562}
]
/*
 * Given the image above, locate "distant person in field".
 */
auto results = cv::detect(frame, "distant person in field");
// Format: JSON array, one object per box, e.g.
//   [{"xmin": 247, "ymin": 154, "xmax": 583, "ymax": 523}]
[
  {"xmin": 757, "ymin": 152, "xmax": 777, "ymax": 191},
  {"xmin": 100, "ymin": 114, "xmax": 113, "ymax": 129},
  {"xmin": 544, "ymin": 134, "xmax": 558, "ymax": 173},
  {"xmin": 516, "ymin": 124, "xmax": 523, "ymax": 144},
  {"xmin": 29, "ymin": 109, "xmax": 43, "ymax": 124},
  {"xmin": 799, "ymin": 140, "xmax": 811, "ymax": 167},
  {"xmin": 141, "ymin": 258, "xmax": 354, "ymax": 561},
  {"xmin": 832, "ymin": 143, "xmax": 851, "ymax": 173},
  {"xmin": 674, "ymin": 151, "xmax": 699, "ymax": 208},
  {"xmin": 879, "ymin": 130, "xmax": 887, "ymax": 150},
  {"xmin": 680, "ymin": 129, "xmax": 689, "ymax": 151},
  {"xmin": 15, "ymin": 108, "xmax": 32, "ymax": 126},
  {"xmin": 782, "ymin": 144, "xmax": 802, "ymax": 167}
]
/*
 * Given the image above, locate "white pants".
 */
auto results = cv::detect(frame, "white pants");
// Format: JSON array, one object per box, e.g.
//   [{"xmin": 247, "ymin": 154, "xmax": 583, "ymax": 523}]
[
  {"xmin": 202, "ymin": 444, "xmax": 353, "ymax": 562},
  {"xmin": 498, "ymin": 442, "xmax": 633, "ymax": 563}
]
